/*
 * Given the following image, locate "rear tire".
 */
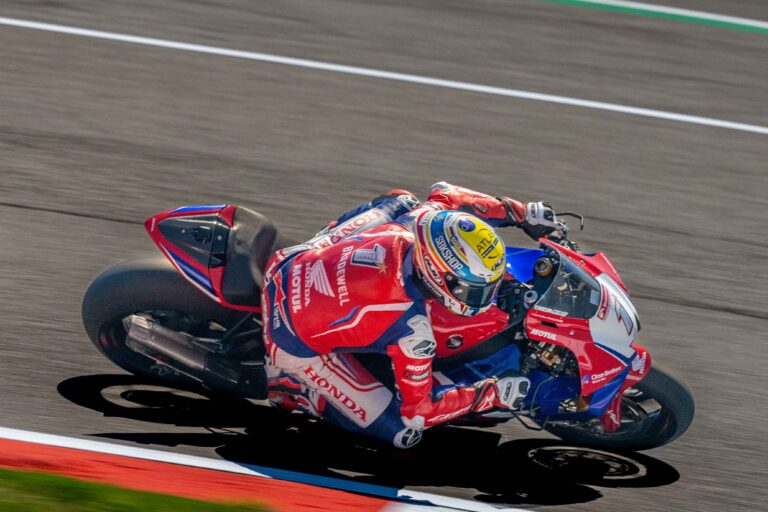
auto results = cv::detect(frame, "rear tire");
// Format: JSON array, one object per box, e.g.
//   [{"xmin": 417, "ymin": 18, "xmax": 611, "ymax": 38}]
[
  {"xmin": 82, "ymin": 256, "xmax": 240, "ymax": 382},
  {"xmin": 544, "ymin": 364, "xmax": 695, "ymax": 451}
]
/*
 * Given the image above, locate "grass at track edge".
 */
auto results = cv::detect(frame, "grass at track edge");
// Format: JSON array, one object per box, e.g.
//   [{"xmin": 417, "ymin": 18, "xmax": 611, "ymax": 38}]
[{"xmin": 0, "ymin": 467, "xmax": 271, "ymax": 512}]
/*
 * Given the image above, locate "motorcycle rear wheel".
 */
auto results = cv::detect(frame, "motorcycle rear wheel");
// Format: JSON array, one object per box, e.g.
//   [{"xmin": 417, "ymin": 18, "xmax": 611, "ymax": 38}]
[
  {"xmin": 82, "ymin": 256, "xmax": 241, "ymax": 383},
  {"xmin": 543, "ymin": 364, "xmax": 694, "ymax": 451}
]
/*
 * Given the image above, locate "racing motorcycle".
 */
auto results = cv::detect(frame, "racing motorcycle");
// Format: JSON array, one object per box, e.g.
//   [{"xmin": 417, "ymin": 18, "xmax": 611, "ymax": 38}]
[{"xmin": 82, "ymin": 204, "xmax": 694, "ymax": 451}]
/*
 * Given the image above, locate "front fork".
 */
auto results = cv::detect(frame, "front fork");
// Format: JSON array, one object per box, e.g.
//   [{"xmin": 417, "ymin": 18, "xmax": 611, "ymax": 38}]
[{"xmin": 599, "ymin": 343, "xmax": 652, "ymax": 432}]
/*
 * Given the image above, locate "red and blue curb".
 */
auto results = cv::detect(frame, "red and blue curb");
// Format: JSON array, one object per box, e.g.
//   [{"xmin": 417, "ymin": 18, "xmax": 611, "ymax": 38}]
[{"xmin": 0, "ymin": 427, "xmax": 523, "ymax": 512}]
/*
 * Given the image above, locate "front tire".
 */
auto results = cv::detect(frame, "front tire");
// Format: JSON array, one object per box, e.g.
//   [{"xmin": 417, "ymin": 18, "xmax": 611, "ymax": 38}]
[
  {"xmin": 82, "ymin": 256, "xmax": 240, "ymax": 381},
  {"xmin": 544, "ymin": 364, "xmax": 695, "ymax": 451}
]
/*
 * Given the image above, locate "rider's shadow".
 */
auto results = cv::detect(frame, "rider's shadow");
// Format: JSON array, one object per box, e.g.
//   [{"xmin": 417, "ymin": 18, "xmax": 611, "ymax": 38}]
[{"xmin": 58, "ymin": 374, "xmax": 680, "ymax": 507}]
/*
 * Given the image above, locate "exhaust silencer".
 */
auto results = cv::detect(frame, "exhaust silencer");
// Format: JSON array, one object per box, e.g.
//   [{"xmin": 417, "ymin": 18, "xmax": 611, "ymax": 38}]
[{"xmin": 124, "ymin": 315, "xmax": 264, "ymax": 397}]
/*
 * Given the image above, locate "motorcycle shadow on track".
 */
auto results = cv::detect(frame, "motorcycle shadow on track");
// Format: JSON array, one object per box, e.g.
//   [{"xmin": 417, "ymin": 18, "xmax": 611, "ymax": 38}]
[{"xmin": 58, "ymin": 374, "xmax": 680, "ymax": 507}]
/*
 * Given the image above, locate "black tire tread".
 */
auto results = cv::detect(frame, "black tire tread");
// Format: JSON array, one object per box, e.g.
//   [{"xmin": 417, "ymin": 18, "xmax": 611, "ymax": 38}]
[
  {"xmin": 82, "ymin": 255, "xmax": 237, "ymax": 379},
  {"xmin": 544, "ymin": 363, "xmax": 695, "ymax": 451}
]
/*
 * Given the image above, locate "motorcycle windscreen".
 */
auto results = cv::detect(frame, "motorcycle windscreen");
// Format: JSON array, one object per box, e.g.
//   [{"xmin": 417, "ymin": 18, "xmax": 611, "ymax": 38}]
[{"xmin": 535, "ymin": 255, "xmax": 601, "ymax": 319}]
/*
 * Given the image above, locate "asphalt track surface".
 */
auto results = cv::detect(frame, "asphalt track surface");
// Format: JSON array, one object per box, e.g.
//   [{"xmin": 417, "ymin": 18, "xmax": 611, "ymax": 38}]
[{"xmin": 1, "ymin": 1, "xmax": 767, "ymax": 510}]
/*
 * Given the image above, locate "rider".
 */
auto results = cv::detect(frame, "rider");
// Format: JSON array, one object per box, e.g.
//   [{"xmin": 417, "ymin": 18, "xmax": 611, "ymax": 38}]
[{"xmin": 261, "ymin": 182, "xmax": 565, "ymax": 448}]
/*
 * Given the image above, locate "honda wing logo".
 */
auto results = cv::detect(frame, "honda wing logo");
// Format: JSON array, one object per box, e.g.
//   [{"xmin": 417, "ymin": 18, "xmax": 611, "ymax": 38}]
[
  {"xmin": 309, "ymin": 261, "xmax": 335, "ymax": 297},
  {"xmin": 631, "ymin": 352, "xmax": 647, "ymax": 373}
]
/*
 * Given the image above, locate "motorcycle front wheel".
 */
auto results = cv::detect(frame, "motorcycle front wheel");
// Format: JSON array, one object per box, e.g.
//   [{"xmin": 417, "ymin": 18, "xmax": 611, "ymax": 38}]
[{"xmin": 543, "ymin": 364, "xmax": 695, "ymax": 451}]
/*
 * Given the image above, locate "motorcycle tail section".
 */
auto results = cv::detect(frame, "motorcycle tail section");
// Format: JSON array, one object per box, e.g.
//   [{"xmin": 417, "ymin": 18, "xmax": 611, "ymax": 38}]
[{"xmin": 145, "ymin": 204, "xmax": 287, "ymax": 312}]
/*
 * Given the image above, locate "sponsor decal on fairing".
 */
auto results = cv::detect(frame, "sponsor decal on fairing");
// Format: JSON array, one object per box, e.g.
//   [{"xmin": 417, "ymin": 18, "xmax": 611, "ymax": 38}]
[
  {"xmin": 588, "ymin": 274, "xmax": 638, "ymax": 361},
  {"xmin": 588, "ymin": 365, "xmax": 624, "ymax": 384},
  {"xmin": 534, "ymin": 305, "xmax": 568, "ymax": 317},
  {"xmin": 615, "ymin": 300, "xmax": 635, "ymax": 335},
  {"xmin": 631, "ymin": 352, "xmax": 648, "ymax": 373},
  {"xmin": 530, "ymin": 328, "xmax": 557, "ymax": 341},
  {"xmin": 446, "ymin": 334, "xmax": 464, "ymax": 350},
  {"xmin": 597, "ymin": 285, "xmax": 610, "ymax": 320}
]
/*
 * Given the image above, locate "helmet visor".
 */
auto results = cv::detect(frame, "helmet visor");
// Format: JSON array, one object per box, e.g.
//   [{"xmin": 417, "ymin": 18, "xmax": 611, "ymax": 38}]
[{"xmin": 444, "ymin": 274, "xmax": 500, "ymax": 308}]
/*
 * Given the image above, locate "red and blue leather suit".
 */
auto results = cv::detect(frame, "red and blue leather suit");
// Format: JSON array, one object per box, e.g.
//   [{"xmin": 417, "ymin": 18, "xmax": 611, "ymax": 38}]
[{"xmin": 261, "ymin": 182, "xmax": 528, "ymax": 448}]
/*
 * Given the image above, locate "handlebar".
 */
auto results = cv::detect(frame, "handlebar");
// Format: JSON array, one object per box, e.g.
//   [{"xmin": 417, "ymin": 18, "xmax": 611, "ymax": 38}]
[{"xmin": 547, "ymin": 211, "xmax": 585, "ymax": 252}]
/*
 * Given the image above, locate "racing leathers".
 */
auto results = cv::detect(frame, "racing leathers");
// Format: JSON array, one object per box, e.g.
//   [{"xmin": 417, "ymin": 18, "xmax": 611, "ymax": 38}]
[{"xmin": 261, "ymin": 182, "xmax": 545, "ymax": 448}]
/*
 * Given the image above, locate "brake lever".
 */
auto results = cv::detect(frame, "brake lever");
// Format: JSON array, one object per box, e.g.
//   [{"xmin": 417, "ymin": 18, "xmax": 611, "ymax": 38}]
[{"xmin": 555, "ymin": 211, "xmax": 585, "ymax": 231}]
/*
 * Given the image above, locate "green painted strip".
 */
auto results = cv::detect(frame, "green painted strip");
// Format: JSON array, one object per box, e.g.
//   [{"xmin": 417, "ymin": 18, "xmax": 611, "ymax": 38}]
[{"xmin": 542, "ymin": 0, "xmax": 768, "ymax": 35}]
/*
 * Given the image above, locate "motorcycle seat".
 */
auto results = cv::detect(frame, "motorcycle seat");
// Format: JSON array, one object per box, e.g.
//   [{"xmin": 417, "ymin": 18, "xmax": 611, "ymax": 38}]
[{"xmin": 221, "ymin": 207, "xmax": 296, "ymax": 308}]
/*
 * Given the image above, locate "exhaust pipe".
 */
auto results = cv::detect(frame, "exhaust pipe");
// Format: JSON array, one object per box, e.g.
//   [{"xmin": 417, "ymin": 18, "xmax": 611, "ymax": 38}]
[{"xmin": 124, "ymin": 315, "xmax": 264, "ymax": 397}]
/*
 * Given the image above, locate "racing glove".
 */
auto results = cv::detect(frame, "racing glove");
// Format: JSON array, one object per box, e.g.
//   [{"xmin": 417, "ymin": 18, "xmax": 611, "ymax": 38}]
[
  {"xmin": 449, "ymin": 375, "xmax": 530, "ymax": 416},
  {"xmin": 494, "ymin": 375, "xmax": 531, "ymax": 410},
  {"xmin": 502, "ymin": 199, "xmax": 566, "ymax": 240}
]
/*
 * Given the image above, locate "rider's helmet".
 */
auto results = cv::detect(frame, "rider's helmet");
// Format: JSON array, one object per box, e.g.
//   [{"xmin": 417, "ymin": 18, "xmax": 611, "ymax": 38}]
[{"xmin": 413, "ymin": 210, "xmax": 506, "ymax": 316}]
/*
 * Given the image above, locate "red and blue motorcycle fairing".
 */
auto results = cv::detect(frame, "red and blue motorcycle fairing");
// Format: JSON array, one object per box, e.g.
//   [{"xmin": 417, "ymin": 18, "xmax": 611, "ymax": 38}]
[{"xmin": 437, "ymin": 241, "xmax": 651, "ymax": 431}]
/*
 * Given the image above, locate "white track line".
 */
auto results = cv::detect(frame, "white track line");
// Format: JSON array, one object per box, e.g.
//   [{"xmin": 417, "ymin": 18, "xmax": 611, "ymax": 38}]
[
  {"xmin": 0, "ymin": 426, "xmax": 523, "ymax": 512},
  {"xmin": 0, "ymin": 16, "xmax": 766, "ymax": 136},
  {"xmin": 563, "ymin": 0, "xmax": 768, "ymax": 29}
]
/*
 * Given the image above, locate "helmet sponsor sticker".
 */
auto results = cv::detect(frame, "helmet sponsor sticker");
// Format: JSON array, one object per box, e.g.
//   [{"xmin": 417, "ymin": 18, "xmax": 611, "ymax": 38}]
[
  {"xmin": 458, "ymin": 218, "xmax": 476, "ymax": 232},
  {"xmin": 423, "ymin": 254, "xmax": 443, "ymax": 285},
  {"xmin": 435, "ymin": 235, "xmax": 463, "ymax": 271},
  {"xmin": 476, "ymin": 229, "xmax": 500, "ymax": 259}
]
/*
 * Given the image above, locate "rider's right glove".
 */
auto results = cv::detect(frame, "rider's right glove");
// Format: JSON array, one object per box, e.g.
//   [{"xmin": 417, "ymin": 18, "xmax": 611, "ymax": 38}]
[
  {"xmin": 502, "ymin": 198, "xmax": 566, "ymax": 240},
  {"xmin": 493, "ymin": 374, "xmax": 531, "ymax": 411}
]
